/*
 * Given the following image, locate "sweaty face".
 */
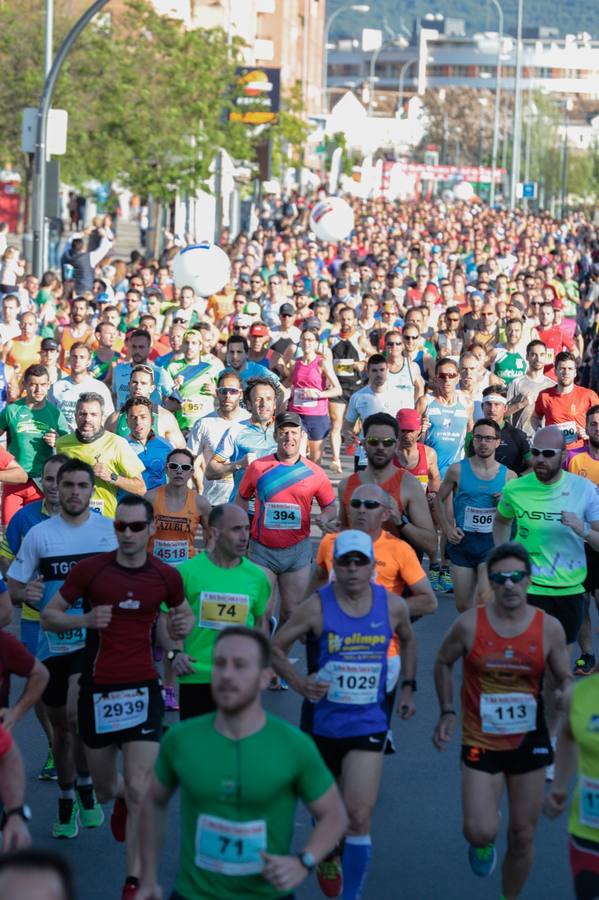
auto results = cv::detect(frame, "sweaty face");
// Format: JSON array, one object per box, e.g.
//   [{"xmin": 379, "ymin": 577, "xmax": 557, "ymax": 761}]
[{"xmin": 75, "ymin": 402, "xmax": 103, "ymax": 437}]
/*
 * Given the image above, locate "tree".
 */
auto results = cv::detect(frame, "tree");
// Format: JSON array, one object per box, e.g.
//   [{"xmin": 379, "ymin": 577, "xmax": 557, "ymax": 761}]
[
  {"xmin": 269, "ymin": 81, "xmax": 311, "ymax": 178},
  {"xmin": 419, "ymin": 87, "xmax": 497, "ymax": 167}
]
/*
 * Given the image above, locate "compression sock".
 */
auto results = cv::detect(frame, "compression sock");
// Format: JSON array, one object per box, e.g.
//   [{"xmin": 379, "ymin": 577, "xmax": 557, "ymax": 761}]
[
  {"xmin": 59, "ymin": 784, "xmax": 75, "ymax": 800},
  {"xmin": 341, "ymin": 835, "xmax": 372, "ymax": 900},
  {"xmin": 76, "ymin": 774, "xmax": 92, "ymax": 788}
]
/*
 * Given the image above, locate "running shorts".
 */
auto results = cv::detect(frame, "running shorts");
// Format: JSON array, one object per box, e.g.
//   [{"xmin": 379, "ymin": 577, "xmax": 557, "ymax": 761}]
[
  {"xmin": 461, "ymin": 727, "xmax": 553, "ymax": 776},
  {"xmin": 312, "ymin": 731, "xmax": 390, "ymax": 780},
  {"xmin": 528, "ymin": 593, "xmax": 584, "ymax": 645},
  {"xmin": 584, "ymin": 546, "xmax": 599, "ymax": 593},
  {"xmin": 42, "ymin": 650, "xmax": 84, "ymax": 708},
  {"xmin": 78, "ymin": 679, "xmax": 163, "ymax": 748},
  {"xmin": 446, "ymin": 533, "xmax": 494, "ymax": 569},
  {"xmin": 570, "ymin": 834, "xmax": 599, "ymax": 900},
  {"xmin": 248, "ymin": 537, "xmax": 312, "ymax": 575},
  {"xmin": 298, "ymin": 413, "xmax": 330, "ymax": 441}
]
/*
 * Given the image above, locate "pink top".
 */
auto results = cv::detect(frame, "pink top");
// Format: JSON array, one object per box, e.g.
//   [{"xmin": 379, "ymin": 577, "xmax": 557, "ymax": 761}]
[{"xmin": 289, "ymin": 355, "xmax": 329, "ymax": 416}]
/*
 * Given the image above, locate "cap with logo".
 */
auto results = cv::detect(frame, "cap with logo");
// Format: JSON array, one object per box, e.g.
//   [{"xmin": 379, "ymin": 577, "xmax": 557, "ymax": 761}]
[{"xmin": 275, "ymin": 411, "xmax": 302, "ymax": 429}]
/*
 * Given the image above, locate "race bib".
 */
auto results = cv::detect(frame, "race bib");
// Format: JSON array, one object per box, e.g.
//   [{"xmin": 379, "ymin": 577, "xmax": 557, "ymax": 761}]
[
  {"xmin": 556, "ymin": 420, "xmax": 577, "ymax": 444},
  {"xmin": 264, "ymin": 502, "xmax": 301, "ymax": 530},
  {"xmin": 199, "ymin": 592, "xmax": 249, "ymax": 630},
  {"xmin": 322, "ymin": 661, "xmax": 382, "ymax": 705},
  {"xmin": 480, "ymin": 692, "xmax": 537, "ymax": 734},
  {"xmin": 93, "ymin": 687, "xmax": 149, "ymax": 734},
  {"xmin": 46, "ymin": 627, "xmax": 86, "ymax": 655},
  {"xmin": 293, "ymin": 388, "xmax": 317, "ymax": 408},
  {"xmin": 195, "ymin": 815, "xmax": 266, "ymax": 875},
  {"xmin": 90, "ymin": 498, "xmax": 104, "ymax": 514},
  {"xmin": 463, "ymin": 506, "xmax": 495, "ymax": 533},
  {"xmin": 580, "ymin": 775, "xmax": 599, "ymax": 829},
  {"xmin": 153, "ymin": 540, "xmax": 189, "ymax": 565},
  {"xmin": 334, "ymin": 358, "xmax": 355, "ymax": 378}
]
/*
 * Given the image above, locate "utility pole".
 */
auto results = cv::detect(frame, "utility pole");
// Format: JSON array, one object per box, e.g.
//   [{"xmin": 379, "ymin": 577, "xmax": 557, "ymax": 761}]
[{"xmin": 509, "ymin": 0, "xmax": 523, "ymax": 210}]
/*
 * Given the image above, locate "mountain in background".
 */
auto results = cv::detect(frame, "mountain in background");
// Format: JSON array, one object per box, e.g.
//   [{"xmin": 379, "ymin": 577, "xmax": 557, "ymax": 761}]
[{"xmin": 327, "ymin": 0, "xmax": 598, "ymax": 41}]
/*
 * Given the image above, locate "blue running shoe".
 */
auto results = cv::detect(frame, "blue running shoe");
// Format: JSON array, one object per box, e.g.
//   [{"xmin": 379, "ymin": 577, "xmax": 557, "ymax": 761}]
[{"xmin": 468, "ymin": 842, "xmax": 497, "ymax": 877}]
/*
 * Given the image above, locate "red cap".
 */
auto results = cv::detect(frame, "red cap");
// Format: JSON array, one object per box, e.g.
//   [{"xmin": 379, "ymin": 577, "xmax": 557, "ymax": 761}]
[
  {"xmin": 552, "ymin": 298, "xmax": 563, "ymax": 310},
  {"xmin": 249, "ymin": 323, "xmax": 269, "ymax": 336},
  {"xmin": 396, "ymin": 408, "xmax": 422, "ymax": 430}
]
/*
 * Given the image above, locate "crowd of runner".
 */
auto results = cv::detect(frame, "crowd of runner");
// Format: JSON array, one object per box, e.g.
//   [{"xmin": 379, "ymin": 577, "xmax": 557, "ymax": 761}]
[{"xmin": 0, "ymin": 197, "xmax": 597, "ymax": 899}]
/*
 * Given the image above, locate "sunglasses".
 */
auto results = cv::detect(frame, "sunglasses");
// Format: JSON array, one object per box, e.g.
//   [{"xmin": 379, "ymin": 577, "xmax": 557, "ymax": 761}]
[
  {"xmin": 114, "ymin": 520, "xmax": 148, "ymax": 533},
  {"xmin": 489, "ymin": 570, "xmax": 528, "ymax": 585},
  {"xmin": 437, "ymin": 373, "xmax": 458, "ymax": 380},
  {"xmin": 531, "ymin": 447, "xmax": 561, "ymax": 458},
  {"xmin": 365, "ymin": 437, "xmax": 396, "ymax": 448},
  {"xmin": 217, "ymin": 387, "xmax": 240, "ymax": 396},
  {"xmin": 167, "ymin": 462, "xmax": 193, "ymax": 472},
  {"xmin": 349, "ymin": 498, "xmax": 383, "ymax": 510},
  {"xmin": 403, "ymin": 335, "xmax": 418, "ymax": 341},
  {"xmin": 336, "ymin": 555, "xmax": 371, "ymax": 567},
  {"xmin": 386, "ymin": 341, "xmax": 402, "ymax": 347}
]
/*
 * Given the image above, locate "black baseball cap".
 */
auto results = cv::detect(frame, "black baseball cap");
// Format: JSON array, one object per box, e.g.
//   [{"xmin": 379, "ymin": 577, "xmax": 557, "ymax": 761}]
[
  {"xmin": 41, "ymin": 338, "xmax": 59, "ymax": 351},
  {"xmin": 275, "ymin": 411, "xmax": 302, "ymax": 429},
  {"xmin": 279, "ymin": 303, "xmax": 295, "ymax": 316}
]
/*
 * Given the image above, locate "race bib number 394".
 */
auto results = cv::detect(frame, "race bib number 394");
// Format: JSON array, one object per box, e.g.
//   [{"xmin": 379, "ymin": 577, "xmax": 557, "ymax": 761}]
[
  {"xmin": 195, "ymin": 815, "xmax": 266, "ymax": 875},
  {"xmin": 264, "ymin": 502, "xmax": 301, "ymax": 530},
  {"xmin": 199, "ymin": 592, "xmax": 249, "ymax": 630},
  {"xmin": 480, "ymin": 692, "xmax": 537, "ymax": 735}
]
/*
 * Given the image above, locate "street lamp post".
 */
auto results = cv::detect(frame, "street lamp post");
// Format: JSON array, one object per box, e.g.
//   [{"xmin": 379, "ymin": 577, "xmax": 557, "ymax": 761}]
[
  {"xmin": 487, "ymin": 0, "xmax": 503, "ymax": 207},
  {"xmin": 397, "ymin": 58, "xmax": 418, "ymax": 115},
  {"xmin": 509, "ymin": 0, "xmax": 524, "ymax": 210},
  {"xmin": 33, "ymin": 0, "xmax": 111, "ymax": 276},
  {"xmin": 368, "ymin": 38, "xmax": 406, "ymax": 116},
  {"xmin": 322, "ymin": 4, "xmax": 370, "ymax": 114}
]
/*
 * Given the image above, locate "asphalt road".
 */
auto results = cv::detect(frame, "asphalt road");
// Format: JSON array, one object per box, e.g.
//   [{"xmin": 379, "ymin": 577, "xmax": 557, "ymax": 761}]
[{"xmin": 10, "ymin": 587, "xmax": 575, "ymax": 900}]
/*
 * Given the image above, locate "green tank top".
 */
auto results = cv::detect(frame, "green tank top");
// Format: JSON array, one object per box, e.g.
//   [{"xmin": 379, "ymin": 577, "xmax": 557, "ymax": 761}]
[
  {"xmin": 493, "ymin": 350, "xmax": 527, "ymax": 385},
  {"xmin": 115, "ymin": 409, "xmax": 159, "ymax": 437},
  {"xmin": 568, "ymin": 675, "xmax": 599, "ymax": 842}
]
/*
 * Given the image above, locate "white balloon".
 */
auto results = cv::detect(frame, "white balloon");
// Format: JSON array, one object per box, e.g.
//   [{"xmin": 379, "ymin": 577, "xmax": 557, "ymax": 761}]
[
  {"xmin": 309, "ymin": 197, "xmax": 354, "ymax": 242},
  {"xmin": 441, "ymin": 188, "xmax": 455, "ymax": 202},
  {"xmin": 172, "ymin": 242, "xmax": 231, "ymax": 297},
  {"xmin": 453, "ymin": 181, "xmax": 475, "ymax": 202}
]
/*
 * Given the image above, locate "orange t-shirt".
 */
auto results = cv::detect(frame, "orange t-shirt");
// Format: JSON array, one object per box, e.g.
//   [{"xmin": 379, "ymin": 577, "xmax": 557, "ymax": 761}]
[
  {"xmin": 534, "ymin": 385, "xmax": 599, "ymax": 450},
  {"xmin": 316, "ymin": 530, "xmax": 426, "ymax": 659},
  {"xmin": 6, "ymin": 336, "xmax": 42, "ymax": 374}
]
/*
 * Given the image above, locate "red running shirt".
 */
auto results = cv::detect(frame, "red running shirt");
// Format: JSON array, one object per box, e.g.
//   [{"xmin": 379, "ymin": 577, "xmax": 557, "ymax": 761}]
[
  {"xmin": 462, "ymin": 606, "xmax": 545, "ymax": 752},
  {"xmin": 60, "ymin": 551, "xmax": 184, "ymax": 685},
  {"xmin": 238, "ymin": 454, "xmax": 335, "ymax": 548}
]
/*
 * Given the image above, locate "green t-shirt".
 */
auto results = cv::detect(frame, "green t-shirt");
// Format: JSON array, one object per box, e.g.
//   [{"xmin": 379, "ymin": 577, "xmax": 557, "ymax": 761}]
[
  {"xmin": 172, "ymin": 356, "xmax": 224, "ymax": 431},
  {"xmin": 175, "ymin": 553, "xmax": 270, "ymax": 683},
  {"xmin": 155, "ymin": 713, "xmax": 333, "ymax": 900},
  {"xmin": 496, "ymin": 470, "xmax": 599, "ymax": 595},
  {"xmin": 0, "ymin": 399, "xmax": 70, "ymax": 477},
  {"xmin": 493, "ymin": 349, "xmax": 527, "ymax": 385}
]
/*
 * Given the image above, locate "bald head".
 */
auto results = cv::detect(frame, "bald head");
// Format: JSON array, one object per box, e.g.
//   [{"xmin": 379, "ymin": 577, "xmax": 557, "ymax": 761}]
[
  {"xmin": 348, "ymin": 483, "xmax": 390, "ymax": 536},
  {"xmin": 533, "ymin": 426, "xmax": 566, "ymax": 452}
]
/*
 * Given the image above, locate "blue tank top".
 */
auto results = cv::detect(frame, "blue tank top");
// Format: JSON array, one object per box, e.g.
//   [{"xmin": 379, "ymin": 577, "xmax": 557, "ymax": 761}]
[
  {"xmin": 313, "ymin": 583, "xmax": 391, "ymax": 738},
  {"xmin": 0, "ymin": 362, "xmax": 7, "ymax": 413},
  {"xmin": 454, "ymin": 458, "xmax": 507, "ymax": 532},
  {"xmin": 424, "ymin": 393, "xmax": 469, "ymax": 477}
]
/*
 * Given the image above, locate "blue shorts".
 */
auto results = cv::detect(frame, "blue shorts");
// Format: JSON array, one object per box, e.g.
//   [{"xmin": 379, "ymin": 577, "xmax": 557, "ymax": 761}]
[
  {"xmin": 446, "ymin": 532, "xmax": 494, "ymax": 569},
  {"xmin": 299, "ymin": 414, "xmax": 330, "ymax": 441},
  {"xmin": 20, "ymin": 619, "xmax": 40, "ymax": 655},
  {"xmin": 249, "ymin": 538, "xmax": 312, "ymax": 575}
]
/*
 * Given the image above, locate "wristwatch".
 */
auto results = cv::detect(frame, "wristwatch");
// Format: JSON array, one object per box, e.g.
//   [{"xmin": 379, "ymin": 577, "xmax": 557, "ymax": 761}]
[
  {"xmin": 110, "ymin": 472, "xmax": 119, "ymax": 483},
  {"xmin": 397, "ymin": 513, "xmax": 410, "ymax": 529},
  {"xmin": 401, "ymin": 679, "xmax": 417, "ymax": 692},
  {"xmin": 297, "ymin": 851, "xmax": 316, "ymax": 872},
  {"xmin": 167, "ymin": 649, "xmax": 181, "ymax": 662},
  {"xmin": 4, "ymin": 805, "xmax": 32, "ymax": 823}
]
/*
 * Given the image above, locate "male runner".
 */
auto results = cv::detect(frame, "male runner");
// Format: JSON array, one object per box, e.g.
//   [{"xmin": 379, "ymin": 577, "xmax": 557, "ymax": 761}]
[
  {"xmin": 161, "ymin": 503, "xmax": 272, "ymax": 719},
  {"xmin": 57, "ymin": 393, "xmax": 146, "ymax": 518},
  {"xmin": 122, "ymin": 398, "xmax": 172, "ymax": 491},
  {"xmin": 506, "ymin": 340, "xmax": 555, "ymax": 439},
  {"xmin": 236, "ymin": 410, "xmax": 336, "ymax": 625},
  {"xmin": 105, "ymin": 364, "xmax": 185, "ymax": 448},
  {"xmin": 137, "ymin": 626, "xmax": 347, "ymax": 900},
  {"xmin": 393, "ymin": 408, "xmax": 441, "ymax": 504},
  {"xmin": 187, "ymin": 370, "xmax": 250, "ymax": 504},
  {"xmin": 338, "ymin": 413, "xmax": 437, "ymax": 560},
  {"xmin": 436, "ymin": 418, "xmax": 514, "ymax": 612},
  {"xmin": 465, "ymin": 386, "xmax": 530, "ymax": 475},
  {"xmin": 532, "ymin": 351, "xmax": 599, "ymax": 450},
  {"xmin": 42, "ymin": 494, "xmax": 193, "ymax": 900},
  {"xmin": 169, "ymin": 328, "xmax": 223, "ymax": 432},
  {"xmin": 272, "ymin": 531, "xmax": 416, "ymax": 900},
  {"xmin": 111, "ymin": 329, "xmax": 174, "ymax": 412},
  {"xmin": 493, "ymin": 426, "xmax": 599, "ymax": 764},
  {"xmin": 48, "ymin": 342, "xmax": 114, "ymax": 430},
  {"xmin": 433, "ymin": 542, "xmax": 572, "ymax": 897},
  {"xmin": 8, "ymin": 459, "xmax": 117, "ymax": 839},
  {"xmin": 544, "ymin": 674, "xmax": 599, "ymax": 900},
  {"xmin": 567, "ymin": 404, "xmax": 599, "ymax": 675}
]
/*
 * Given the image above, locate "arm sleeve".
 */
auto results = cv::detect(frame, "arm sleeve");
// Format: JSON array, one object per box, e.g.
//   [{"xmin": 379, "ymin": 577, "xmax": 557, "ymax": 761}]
[
  {"xmin": 0, "ymin": 631, "xmax": 35, "ymax": 677},
  {"xmin": 533, "ymin": 392, "xmax": 545, "ymax": 418},
  {"xmin": 7, "ymin": 529, "xmax": 39, "ymax": 583},
  {"xmin": 237, "ymin": 466, "xmax": 256, "ymax": 501},
  {"xmin": 89, "ymin": 237, "xmax": 113, "ymax": 268}
]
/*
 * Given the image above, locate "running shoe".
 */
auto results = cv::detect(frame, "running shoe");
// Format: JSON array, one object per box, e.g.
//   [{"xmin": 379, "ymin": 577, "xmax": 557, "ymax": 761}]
[
  {"xmin": 52, "ymin": 798, "xmax": 79, "ymax": 839},
  {"xmin": 440, "ymin": 568, "xmax": 453, "ymax": 593},
  {"xmin": 111, "ymin": 797, "xmax": 128, "ymax": 843},
  {"xmin": 38, "ymin": 747, "xmax": 57, "ymax": 781},
  {"xmin": 316, "ymin": 854, "xmax": 343, "ymax": 897},
  {"xmin": 574, "ymin": 653, "xmax": 596, "ymax": 676},
  {"xmin": 76, "ymin": 784, "xmax": 104, "ymax": 828},
  {"xmin": 468, "ymin": 842, "xmax": 497, "ymax": 877},
  {"xmin": 121, "ymin": 881, "xmax": 139, "ymax": 900},
  {"xmin": 164, "ymin": 685, "xmax": 179, "ymax": 711},
  {"xmin": 428, "ymin": 565, "xmax": 441, "ymax": 591}
]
